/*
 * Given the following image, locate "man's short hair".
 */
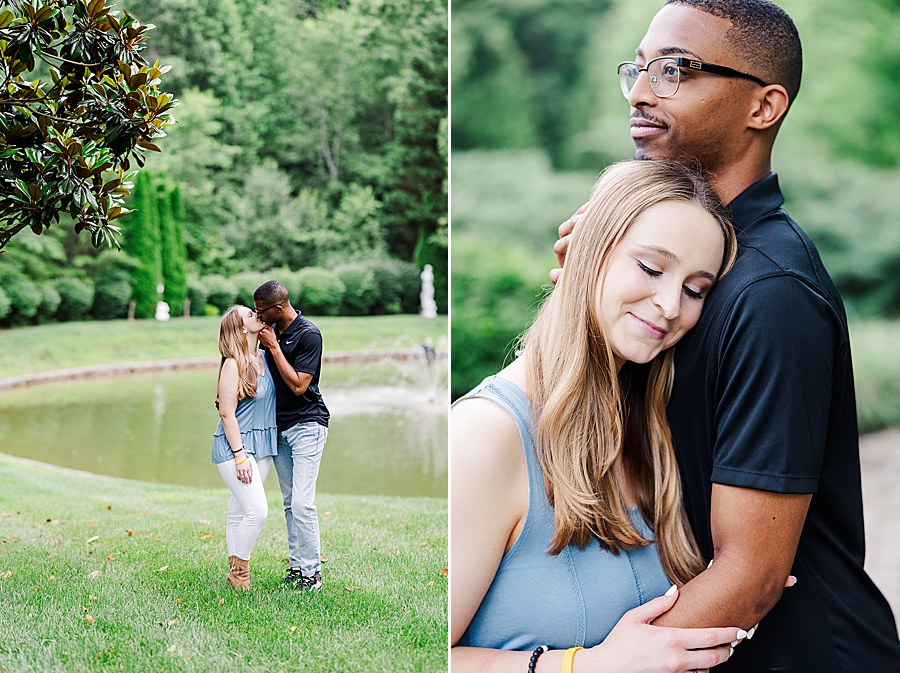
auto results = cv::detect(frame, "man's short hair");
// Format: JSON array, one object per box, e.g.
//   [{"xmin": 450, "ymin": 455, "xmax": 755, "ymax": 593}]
[
  {"xmin": 666, "ymin": 0, "xmax": 802, "ymax": 106},
  {"xmin": 254, "ymin": 280, "xmax": 290, "ymax": 306}
]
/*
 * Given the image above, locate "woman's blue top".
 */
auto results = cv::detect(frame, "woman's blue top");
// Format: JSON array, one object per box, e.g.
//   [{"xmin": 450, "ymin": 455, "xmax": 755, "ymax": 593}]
[
  {"xmin": 210, "ymin": 355, "xmax": 278, "ymax": 464},
  {"xmin": 454, "ymin": 375, "xmax": 672, "ymax": 651}
]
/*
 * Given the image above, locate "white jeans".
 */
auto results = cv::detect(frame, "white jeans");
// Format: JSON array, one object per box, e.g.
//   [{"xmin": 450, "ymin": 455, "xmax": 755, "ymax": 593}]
[{"xmin": 216, "ymin": 455, "xmax": 272, "ymax": 561}]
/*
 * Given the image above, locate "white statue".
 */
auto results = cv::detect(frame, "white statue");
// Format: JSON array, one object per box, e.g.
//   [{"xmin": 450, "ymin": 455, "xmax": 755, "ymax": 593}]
[
  {"xmin": 155, "ymin": 301, "xmax": 171, "ymax": 321},
  {"xmin": 420, "ymin": 264, "xmax": 437, "ymax": 319}
]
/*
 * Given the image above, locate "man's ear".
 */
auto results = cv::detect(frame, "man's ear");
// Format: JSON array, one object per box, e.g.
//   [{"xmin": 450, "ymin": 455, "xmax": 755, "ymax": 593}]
[{"xmin": 748, "ymin": 84, "xmax": 790, "ymax": 131}]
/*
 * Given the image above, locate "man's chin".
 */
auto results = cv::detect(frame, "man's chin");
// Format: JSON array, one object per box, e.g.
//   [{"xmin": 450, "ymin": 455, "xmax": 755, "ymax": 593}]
[{"xmin": 632, "ymin": 143, "xmax": 669, "ymax": 162}]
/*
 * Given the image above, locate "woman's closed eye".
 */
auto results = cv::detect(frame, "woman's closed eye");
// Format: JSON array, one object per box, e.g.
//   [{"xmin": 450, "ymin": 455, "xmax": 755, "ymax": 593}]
[
  {"xmin": 640, "ymin": 260, "xmax": 707, "ymax": 300},
  {"xmin": 682, "ymin": 285, "xmax": 705, "ymax": 300},
  {"xmin": 637, "ymin": 260, "xmax": 662, "ymax": 277}
]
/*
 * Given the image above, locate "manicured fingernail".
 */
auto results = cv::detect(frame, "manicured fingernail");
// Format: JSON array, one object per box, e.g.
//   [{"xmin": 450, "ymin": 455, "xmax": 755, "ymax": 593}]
[
  {"xmin": 731, "ymin": 640, "xmax": 739, "ymax": 647},
  {"xmin": 664, "ymin": 584, "xmax": 677, "ymax": 596},
  {"xmin": 729, "ymin": 646, "xmax": 734, "ymax": 658},
  {"xmin": 747, "ymin": 627, "xmax": 755, "ymax": 640},
  {"xmin": 736, "ymin": 629, "xmax": 748, "ymax": 640}
]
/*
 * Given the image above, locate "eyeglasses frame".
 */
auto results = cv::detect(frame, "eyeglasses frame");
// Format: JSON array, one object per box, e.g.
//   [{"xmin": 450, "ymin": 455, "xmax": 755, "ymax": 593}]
[
  {"xmin": 251, "ymin": 302, "xmax": 281, "ymax": 317},
  {"xmin": 617, "ymin": 56, "xmax": 767, "ymax": 98}
]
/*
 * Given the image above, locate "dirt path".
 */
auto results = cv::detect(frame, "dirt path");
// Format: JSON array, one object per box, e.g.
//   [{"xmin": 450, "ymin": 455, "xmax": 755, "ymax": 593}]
[{"xmin": 860, "ymin": 429, "xmax": 900, "ymax": 628}]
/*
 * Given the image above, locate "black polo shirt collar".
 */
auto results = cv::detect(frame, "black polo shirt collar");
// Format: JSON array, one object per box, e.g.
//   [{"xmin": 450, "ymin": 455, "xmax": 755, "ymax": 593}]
[
  {"xmin": 727, "ymin": 171, "xmax": 784, "ymax": 234},
  {"xmin": 274, "ymin": 312, "xmax": 305, "ymax": 339}
]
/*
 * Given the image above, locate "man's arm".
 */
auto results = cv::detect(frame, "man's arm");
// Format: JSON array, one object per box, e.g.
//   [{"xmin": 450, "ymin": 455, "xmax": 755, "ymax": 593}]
[
  {"xmin": 259, "ymin": 326, "xmax": 314, "ymax": 396},
  {"xmin": 653, "ymin": 484, "xmax": 810, "ymax": 629},
  {"xmin": 657, "ymin": 277, "xmax": 837, "ymax": 630}
]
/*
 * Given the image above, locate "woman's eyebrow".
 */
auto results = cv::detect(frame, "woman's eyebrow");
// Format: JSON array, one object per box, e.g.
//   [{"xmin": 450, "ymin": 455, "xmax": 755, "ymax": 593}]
[{"xmin": 637, "ymin": 244, "xmax": 677, "ymax": 261}]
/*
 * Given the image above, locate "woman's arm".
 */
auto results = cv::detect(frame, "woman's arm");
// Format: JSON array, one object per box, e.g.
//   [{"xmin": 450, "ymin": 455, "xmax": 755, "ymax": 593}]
[
  {"xmin": 218, "ymin": 359, "xmax": 252, "ymax": 484},
  {"xmin": 454, "ymin": 589, "xmax": 741, "ymax": 672},
  {"xmin": 450, "ymin": 395, "xmax": 743, "ymax": 673},
  {"xmin": 450, "ymin": 397, "xmax": 529, "ymax": 646}
]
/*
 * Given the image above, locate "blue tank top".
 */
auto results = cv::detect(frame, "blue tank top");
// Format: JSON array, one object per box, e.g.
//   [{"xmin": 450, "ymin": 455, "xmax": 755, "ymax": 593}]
[
  {"xmin": 454, "ymin": 375, "xmax": 672, "ymax": 651},
  {"xmin": 210, "ymin": 355, "xmax": 278, "ymax": 464}
]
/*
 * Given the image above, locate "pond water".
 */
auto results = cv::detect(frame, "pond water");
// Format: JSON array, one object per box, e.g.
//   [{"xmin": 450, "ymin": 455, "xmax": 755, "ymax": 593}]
[{"xmin": 0, "ymin": 362, "xmax": 447, "ymax": 498}]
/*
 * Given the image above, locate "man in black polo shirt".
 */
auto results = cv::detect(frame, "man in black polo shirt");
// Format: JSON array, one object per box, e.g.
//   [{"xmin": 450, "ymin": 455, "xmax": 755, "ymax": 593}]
[
  {"xmin": 254, "ymin": 280, "xmax": 330, "ymax": 591},
  {"xmin": 553, "ymin": 1, "xmax": 900, "ymax": 669}
]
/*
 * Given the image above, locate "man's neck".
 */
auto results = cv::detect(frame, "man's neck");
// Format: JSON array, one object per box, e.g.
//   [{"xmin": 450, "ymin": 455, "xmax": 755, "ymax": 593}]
[
  {"xmin": 704, "ymin": 140, "xmax": 774, "ymax": 206},
  {"xmin": 275, "ymin": 306, "xmax": 299, "ymax": 333}
]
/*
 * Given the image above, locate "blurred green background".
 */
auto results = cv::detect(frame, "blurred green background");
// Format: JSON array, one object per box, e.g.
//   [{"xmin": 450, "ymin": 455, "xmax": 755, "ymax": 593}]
[{"xmin": 450, "ymin": 0, "xmax": 900, "ymax": 432}]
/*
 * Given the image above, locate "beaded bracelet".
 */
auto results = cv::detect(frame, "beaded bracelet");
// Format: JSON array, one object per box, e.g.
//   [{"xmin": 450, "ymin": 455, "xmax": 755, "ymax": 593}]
[{"xmin": 527, "ymin": 645, "xmax": 548, "ymax": 673}]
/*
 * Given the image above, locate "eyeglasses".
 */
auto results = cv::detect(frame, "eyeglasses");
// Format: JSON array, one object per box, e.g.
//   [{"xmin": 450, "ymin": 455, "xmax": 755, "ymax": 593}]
[
  {"xmin": 251, "ymin": 303, "xmax": 281, "ymax": 316},
  {"xmin": 618, "ymin": 56, "xmax": 767, "ymax": 98}
]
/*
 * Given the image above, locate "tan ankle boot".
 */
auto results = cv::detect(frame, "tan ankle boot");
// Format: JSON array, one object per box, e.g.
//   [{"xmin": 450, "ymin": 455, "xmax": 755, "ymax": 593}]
[
  {"xmin": 226, "ymin": 555, "xmax": 241, "ymax": 589},
  {"xmin": 228, "ymin": 556, "xmax": 250, "ymax": 590}
]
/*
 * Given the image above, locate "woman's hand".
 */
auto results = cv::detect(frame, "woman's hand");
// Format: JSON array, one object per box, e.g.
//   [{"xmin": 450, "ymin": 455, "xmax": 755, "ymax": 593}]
[
  {"xmin": 235, "ymin": 455, "xmax": 253, "ymax": 485},
  {"xmin": 578, "ymin": 587, "xmax": 744, "ymax": 673}
]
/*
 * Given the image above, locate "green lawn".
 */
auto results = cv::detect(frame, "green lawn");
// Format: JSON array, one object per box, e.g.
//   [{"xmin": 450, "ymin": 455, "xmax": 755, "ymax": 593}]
[
  {"xmin": 0, "ymin": 453, "xmax": 447, "ymax": 672},
  {"xmin": 0, "ymin": 315, "xmax": 447, "ymax": 379}
]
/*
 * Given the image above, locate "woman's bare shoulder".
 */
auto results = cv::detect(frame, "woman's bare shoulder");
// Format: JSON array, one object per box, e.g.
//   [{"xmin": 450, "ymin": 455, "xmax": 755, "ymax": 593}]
[{"xmin": 452, "ymin": 398, "xmax": 524, "ymax": 480}]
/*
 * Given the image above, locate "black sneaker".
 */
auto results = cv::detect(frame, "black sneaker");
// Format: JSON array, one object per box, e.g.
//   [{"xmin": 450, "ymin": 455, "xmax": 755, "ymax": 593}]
[
  {"xmin": 295, "ymin": 571, "xmax": 322, "ymax": 591},
  {"xmin": 282, "ymin": 568, "xmax": 304, "ymax": 585}
]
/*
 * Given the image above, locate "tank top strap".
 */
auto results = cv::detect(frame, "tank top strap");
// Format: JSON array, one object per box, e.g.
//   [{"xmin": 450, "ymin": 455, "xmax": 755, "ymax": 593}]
[{"xmin": 454, "ymin": 375, "xmax": 546, "ymax": 503}]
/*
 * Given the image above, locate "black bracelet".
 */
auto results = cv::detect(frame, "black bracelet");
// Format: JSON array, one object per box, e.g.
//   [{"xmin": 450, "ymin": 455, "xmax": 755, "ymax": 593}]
[{"xmin": 528, "ymin": 645, "xmax": 549, "ymax": 673}]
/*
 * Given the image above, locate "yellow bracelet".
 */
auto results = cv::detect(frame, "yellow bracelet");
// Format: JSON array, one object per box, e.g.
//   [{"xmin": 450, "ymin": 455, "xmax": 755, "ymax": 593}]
[
  {"xmin": 234, "ymin": 457, "xmax": 248, "ymax": 466},
  {"xmin": 561, "ymin": 647, "xmax": 583, "ymax": 673}
]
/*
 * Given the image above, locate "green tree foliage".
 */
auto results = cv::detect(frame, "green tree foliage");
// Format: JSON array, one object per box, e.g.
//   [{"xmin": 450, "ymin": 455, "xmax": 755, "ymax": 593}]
[
  {"xmin": 1, "ymin": 0, "xmax": 447, "ymax": 320},
  {"xmin": 0, "ymin": 0, "xmax": 176, "ymax": 252},
  {"xmin": 121, "ymin": 171, "xmax": 161, "ymax": 318},
  {"xmin": 158, "ymin": 184, "xmax": 187, "ymax": 313},
  {"xmin": 137, "ymin": 0, "xmax": 448, "ymax": 279}
]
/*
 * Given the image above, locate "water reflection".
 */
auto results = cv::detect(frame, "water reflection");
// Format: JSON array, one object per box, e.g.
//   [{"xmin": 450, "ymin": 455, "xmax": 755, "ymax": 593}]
[{"xmin": 0, "ymin": 363, "xmax": 447, "ymax": 497}]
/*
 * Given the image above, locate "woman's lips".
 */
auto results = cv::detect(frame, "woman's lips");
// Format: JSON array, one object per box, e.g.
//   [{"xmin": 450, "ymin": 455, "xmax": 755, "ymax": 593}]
[{"xmin": 629, "ymin": 313, "xmax": 667, "ymax": 339}]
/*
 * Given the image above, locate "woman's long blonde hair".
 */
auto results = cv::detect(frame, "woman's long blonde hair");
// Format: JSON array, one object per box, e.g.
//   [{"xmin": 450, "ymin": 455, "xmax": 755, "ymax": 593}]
[
  {"xmin": 522, "ymin": 160, "xmax": 737, "ymax": 586},
  {"xmin": 218, "ymin": 306, "xmax": 258, "ymax": 401}
]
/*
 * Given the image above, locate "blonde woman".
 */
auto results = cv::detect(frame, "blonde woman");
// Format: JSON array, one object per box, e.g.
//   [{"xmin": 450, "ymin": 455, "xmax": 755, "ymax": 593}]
[
  {"xmin": 451, "ymin": 161, "xmax": 745, "ymax": 672},
  {"xmin": 211, "ymin": 306, "xmax": 278, "ymax": 589}
]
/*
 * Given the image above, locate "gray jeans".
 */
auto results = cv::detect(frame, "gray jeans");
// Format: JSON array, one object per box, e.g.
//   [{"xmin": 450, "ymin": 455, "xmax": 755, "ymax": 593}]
[{"xmin": 272, "ymin": 421, "xmax": 327, "ymax": 575}]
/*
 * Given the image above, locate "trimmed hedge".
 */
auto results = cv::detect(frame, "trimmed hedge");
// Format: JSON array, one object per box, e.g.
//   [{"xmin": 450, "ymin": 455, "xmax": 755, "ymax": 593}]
[
  {"xmin": 187, "ymin": 277, "xmax": 210, "ymax": 317},
  {"xmin": 333, "ymin": 259, "xmax": 420, "ymax": 315},
  {"xmin": 335, "ymin": 264, "xmax": 378, "ymax": 315},
  {"xmin": 232, "ymin": 272, "xmax": 273, "ymax": 308},
  {"xmin": 0, "ymin": 271, "xmax": 42, "ymax": 326},
  {"xmin": 92, "ymin": 267, "xmax": 133, "ymax": 320},
  {"xmin": 204, "ymin": 275, "xmax": 239, "ymax": 314},
  {"xmin": 296, "ymin": 267, "xmax": 345, "ymax": 316},
  {"xmin": 36, "ymin": 284, "xmax": 62, "ymax": 324},
  {"xmin": 55, "ymin": 277, "xmax": 95, "ymax": 322},
  {"xmin": 0, "ymin": 286, "xmax": 9, "ymax": 321}
]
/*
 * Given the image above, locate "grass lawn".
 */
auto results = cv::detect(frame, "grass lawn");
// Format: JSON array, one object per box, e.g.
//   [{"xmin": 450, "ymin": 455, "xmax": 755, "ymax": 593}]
[
  {"xmin": 0, "ymin": 453, "xmax": 447, "ymax": 672},
  {"xmin": 0, "ymin": 315, "xmax": 448, "ymax": 379}
]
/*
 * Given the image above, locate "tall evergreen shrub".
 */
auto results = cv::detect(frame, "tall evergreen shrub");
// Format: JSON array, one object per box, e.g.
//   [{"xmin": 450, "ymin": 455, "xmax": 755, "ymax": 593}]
[
  {"xmin": 122, "ymin": 172, "xmax": 163, "ymax": 319},
  {"xmin": 159, "ymin": 186, "xmax": 188, "ymax": 315}
]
